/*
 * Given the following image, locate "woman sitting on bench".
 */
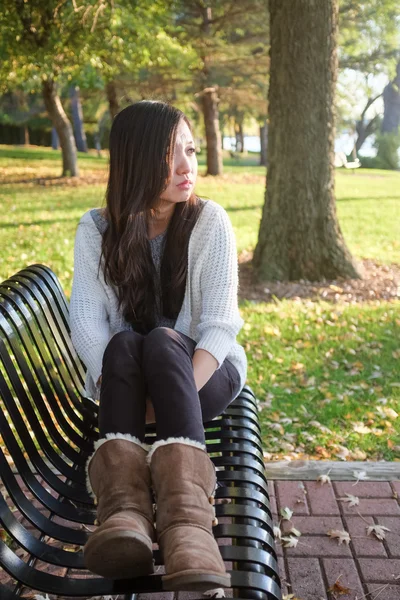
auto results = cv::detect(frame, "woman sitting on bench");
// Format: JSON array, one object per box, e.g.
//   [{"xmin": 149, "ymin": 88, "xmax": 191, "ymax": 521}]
[{"xmin": 70, "ymin": 101, "xmax": 247, "ymax": 591}]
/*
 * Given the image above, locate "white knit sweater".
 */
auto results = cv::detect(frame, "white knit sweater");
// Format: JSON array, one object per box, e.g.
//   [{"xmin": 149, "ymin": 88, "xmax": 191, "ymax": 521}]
[{"xmin": 70, "ymin": 199, "xmax": 247, "ymax": 399}]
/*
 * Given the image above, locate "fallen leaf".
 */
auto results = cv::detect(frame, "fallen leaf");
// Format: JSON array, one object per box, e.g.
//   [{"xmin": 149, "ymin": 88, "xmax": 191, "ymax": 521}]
[
  {"xmin": 327, "ymin": 577, "xmax": 351, "ymax": 596},
  {"xmin": 349, "ymin": 448, "xmax": 367, "ymax": 460},
  {"xmin": 353, "ymin": 423, "xmax": 372, "ymax": 434},
  {"xmin": 335, "ymin": 445, "xmax": 350, "ymax": 460},
  {"xmin": 338, "ymin": 493, "xmax": 360, "ymax": 507},
  {"xmin": 327, "ymin": 529, "xmax": 351, "ymax": 545},
  {"xmin": 317, "ymin": 472, "xmax": 331, "ymax": 485},
  {"xmin": 352, "ymin": 470, "xmax": 369, "ymax": 484},
  {"xmin": 280, "ymin": 507, "xmax": 293, "ymax": 521},
  {"xmin": 62, "ymin": 544, "xmax": 81, "ymax": 552},
  {"xmin": 290, "ymin": 527, "xmax": 302, "ymax": 537},
  {"xmin": 273, "ymin": 525, "xmax": 282, "ymax": 540},
  {"xmin": 203, "ymin": 588, "xmax": 225, "ymax": 598},
  {"xmin": 382, "ymin": 407, "xmax": 398, "ymax": 420},
  {"xmin": 281, "ymin": 536, "xmax": 299, "ymax": 548},
  {"xmin": 366, "ymin": 524, "xmax": 391, "ymax": 540}
]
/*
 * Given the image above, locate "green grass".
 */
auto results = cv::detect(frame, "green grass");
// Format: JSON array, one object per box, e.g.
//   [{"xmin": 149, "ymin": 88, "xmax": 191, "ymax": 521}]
[
  {"xmin": 1, "ymin": 145, "xmax": 399, "ymax": 461},
  {"xmin": 239, "ymin": 300, "xmax": 400, "ymax": 461}
]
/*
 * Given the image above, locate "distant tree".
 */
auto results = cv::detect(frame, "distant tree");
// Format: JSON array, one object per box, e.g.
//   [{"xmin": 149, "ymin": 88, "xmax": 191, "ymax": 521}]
[
  {"xmin": 0, "ymin": 91, "xmax": 43, "ymax": 145},
  {"xmin": 337, "ymin": 1, "xmax": 400, "ymax": 155},
  {"xmin": 168, "ymin": 0, "xmax": 269, "ymax": 175},
  {"xmin": 254, "ymin": 0, "xmax": 361, "ymax": 282},
  {"xmin": 339, "ymin": 1, "xmax": 400, "ymax": 73},
  {"xmin": 70, "ymin": 86, "xmax": 88, "ymax": 153},
  {"xmin": 0, "ymin": 0, "xmax": 115, "ymax": 176},
  {"xmin": 355, "ymin": 94, "xmax": 382, "ymax": 153},
  {"xmin": 381, "ymin": 60, "xmax": 400, "ymax": 134}
]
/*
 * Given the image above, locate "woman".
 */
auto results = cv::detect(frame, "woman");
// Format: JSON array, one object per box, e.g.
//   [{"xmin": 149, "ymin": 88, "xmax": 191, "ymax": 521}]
[{"xmin": 70, "ymin": 101, "xmax": 247, "ymax": 591}]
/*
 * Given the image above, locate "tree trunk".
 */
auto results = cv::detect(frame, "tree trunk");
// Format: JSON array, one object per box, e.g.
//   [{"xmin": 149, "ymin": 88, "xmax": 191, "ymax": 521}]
[
  {"xmin": 259, "ymin": 120, "xmax": 268, "ymax": 166},
  {"xmin": 254, "ymin": 0, "xmax": 360, "ymax": 281},
  {"xmin": 355, "ymin": 115, "xmax": 379, "ymax": 153},
  {"xmin": 25, "ymin": 126, "xmax": 30, "ymax": 145},
  {"xmin": 20, "ymin": 126, "xmax": 30, "ymax": 145},
  {"xmin": 201, "ymin": 88, "xmax": 223, "ymax": 176},
  {"xmin": 51, "ymin": 128, "xmax": 59, "ymax": 150},
  {"xmin": 42, "ymin": 79, "xmax": 79, "ymax": 177},
  {"xmin": 70, "ymin": 86, "xmax": 88, "ymax": 152},
  {"xmin": 381, "ymin": 61, "xmax": 400, "ymax": 134},
  {"xmin": 106, "ymin": 80, "xmax": 120, "ymax": 119},
  {"xmin": 235, "ymin": 120, "xmax": 244, "ymax": 152}
]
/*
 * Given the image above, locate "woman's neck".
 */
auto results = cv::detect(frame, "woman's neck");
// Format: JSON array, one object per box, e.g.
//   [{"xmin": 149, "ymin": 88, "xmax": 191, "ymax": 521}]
[{"xmin": 148, "ymin": 202, "xmax": 175, "ymax": 240}]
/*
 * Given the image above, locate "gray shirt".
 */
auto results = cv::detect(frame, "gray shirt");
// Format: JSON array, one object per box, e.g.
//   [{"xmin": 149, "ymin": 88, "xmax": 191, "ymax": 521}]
[{"xmin": 90, "ymin": 209, "xmax": 176, "ymax": 329}]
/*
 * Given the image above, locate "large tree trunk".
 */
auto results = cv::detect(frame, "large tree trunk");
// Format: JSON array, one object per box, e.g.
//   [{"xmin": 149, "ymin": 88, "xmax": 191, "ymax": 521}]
[
  {"xmin": 70, "ymin": 86, "xmax": 88, "ymax": 152},
  {"xmin": 254, "ymin": 0, "xmax": 360, "ymax": 281},
  {"xmin": 201, "ymin": 87, "xmax": 223, "ymax": 176},
  {"xmin": 381, "ymin": 61, "xmax": 400, "ymax": 134},
  {"xmin": 42, "ymin": 79, "xmax": 79, "ymax": 177},
  {"xmin": 106, "ymin": 80, "xmax": 120, "ymax": 119},
  {"xmin": 259, "ymin": 120, "xmax": 268, "ymax": 166}
]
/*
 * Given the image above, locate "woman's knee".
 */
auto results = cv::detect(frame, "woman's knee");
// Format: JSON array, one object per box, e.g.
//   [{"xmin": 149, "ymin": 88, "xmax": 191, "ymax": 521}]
[
  {"xmin": 142, "ymin": 327, "xmax": 188, "ymax": 364},
  {"xmin": 103, "ymin": 330, "xmax": 143, "ymax": 367}
]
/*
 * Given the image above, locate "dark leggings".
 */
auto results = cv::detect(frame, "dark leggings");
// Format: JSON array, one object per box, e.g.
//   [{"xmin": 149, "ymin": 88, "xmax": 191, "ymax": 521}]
[{"xmin": 98, "ymin": 327, "xmax": 241, "ymax": 444}]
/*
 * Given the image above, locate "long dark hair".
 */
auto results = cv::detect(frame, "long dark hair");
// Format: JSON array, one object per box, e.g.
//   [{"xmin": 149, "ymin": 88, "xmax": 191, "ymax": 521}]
[{"xmin": 102, "ymin": 101, "xmax": 203, "ymax": 332}]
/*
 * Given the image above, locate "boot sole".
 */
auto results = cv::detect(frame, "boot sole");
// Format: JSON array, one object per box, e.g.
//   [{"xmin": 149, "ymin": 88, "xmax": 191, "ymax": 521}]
[
  {"xmin": 84, "ymin": 528, "xmax": 154, "ymax": 579},
  {"xmin": 162, "ymin": 571, "xmax": 231, "ymax": 591}
]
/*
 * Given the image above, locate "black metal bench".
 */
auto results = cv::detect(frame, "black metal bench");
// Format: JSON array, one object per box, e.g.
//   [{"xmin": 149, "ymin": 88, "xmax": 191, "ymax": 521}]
[{"xmin": 0, "ymin": 264, "xmax": 282, "ymax": 600}]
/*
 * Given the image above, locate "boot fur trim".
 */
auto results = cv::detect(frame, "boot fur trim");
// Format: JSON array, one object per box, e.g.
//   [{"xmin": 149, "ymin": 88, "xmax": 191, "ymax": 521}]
[
  {"xmin": 147, "ymin": 437, "xmax": 206, "ymax": 464},
  {"xmin": 86, "ymin": 433, "xmax": 150, "ymax": 497}
]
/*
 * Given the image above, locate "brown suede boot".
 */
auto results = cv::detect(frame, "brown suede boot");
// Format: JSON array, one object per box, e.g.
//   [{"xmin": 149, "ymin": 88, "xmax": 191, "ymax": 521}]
[
  {"xmin": 149, "ymin": 438, "xmax": 231, "ymax": 592},
  {"xmin": 84, "ymin": 434, "xmax": 155, "ymax": 579}
]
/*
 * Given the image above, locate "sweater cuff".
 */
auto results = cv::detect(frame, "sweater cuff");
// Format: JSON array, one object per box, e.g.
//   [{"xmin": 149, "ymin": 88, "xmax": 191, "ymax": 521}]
[
  {"xmin": 195, "ymin": 327, "xmax": 234, "ymax": 368},
  {"xmin": 77, "ymin": 343, "xmax": 104, "ymax": 388}
]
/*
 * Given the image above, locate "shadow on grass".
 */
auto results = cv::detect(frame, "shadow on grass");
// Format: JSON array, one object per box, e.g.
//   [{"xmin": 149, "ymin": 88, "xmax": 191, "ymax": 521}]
[
  {"xmin": 0, "ymin": 146, "xmax": 106, "ymax": 163},
  {"xmin": 225, "ymin": 204, "xmax": 262, "ymax": 212},
  {"xmin": 0, "ymin": 217, "xmax": 79, "ymax": 228},
  {"xmin": 337, "ymin": 196, "xmax": 400, "ymax": 202}
]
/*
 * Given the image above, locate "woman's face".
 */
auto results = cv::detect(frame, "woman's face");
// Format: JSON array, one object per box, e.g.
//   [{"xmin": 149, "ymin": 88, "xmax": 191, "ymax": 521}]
[{"xmin": 159, "ymin": 118, "xmax": 198, "ymax": 207}]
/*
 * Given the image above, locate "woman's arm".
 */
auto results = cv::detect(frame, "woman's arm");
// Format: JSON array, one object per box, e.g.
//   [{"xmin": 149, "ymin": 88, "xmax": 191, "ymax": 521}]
[
  {"xmin": 192, "ymin": 348, "xmax": 218, "ymax": 391},
  {"xmin": 70, "ymin": 219, "xmax": 111, "ymax": 386},
  {"xmin": 195, "ymin": 207, "xmax": 243, "ymax": 368}
]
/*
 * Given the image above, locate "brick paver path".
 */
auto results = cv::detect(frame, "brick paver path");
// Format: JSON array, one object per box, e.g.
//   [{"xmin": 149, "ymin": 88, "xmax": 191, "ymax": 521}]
[
  {"xmin": 270, "ymin": 479, "xmax": 400, "ymax": 600},
  {"xmin": 1, "ymin": 477, "xmax": 399, "ymax": 600}
]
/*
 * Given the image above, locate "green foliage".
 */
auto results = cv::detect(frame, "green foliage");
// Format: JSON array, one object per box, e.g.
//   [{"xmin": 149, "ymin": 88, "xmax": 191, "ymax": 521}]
[
  {"xmin": 0, "ymin": 0, "xmax": 114, "ymax": 91},
  {"xmin": 375, "ymin": 131, "xmax": 400, "ymax": 170},
  {"xmin": 166, "ymin": 1, "xmax": 269, "ymax": 121},
  {"xmin": 339, "ymin": 1, "xmax": 400, "ymax": 74}
]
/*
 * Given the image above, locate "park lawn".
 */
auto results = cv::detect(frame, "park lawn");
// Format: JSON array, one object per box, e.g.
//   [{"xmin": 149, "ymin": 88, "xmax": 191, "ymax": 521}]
[
  {"xmin": 239, "ymin": 300, "xmax": 400, "ymax": 461},
  {"xmin": 0, "ymin": 145, "xmax": 399, "ymax": 461}
]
